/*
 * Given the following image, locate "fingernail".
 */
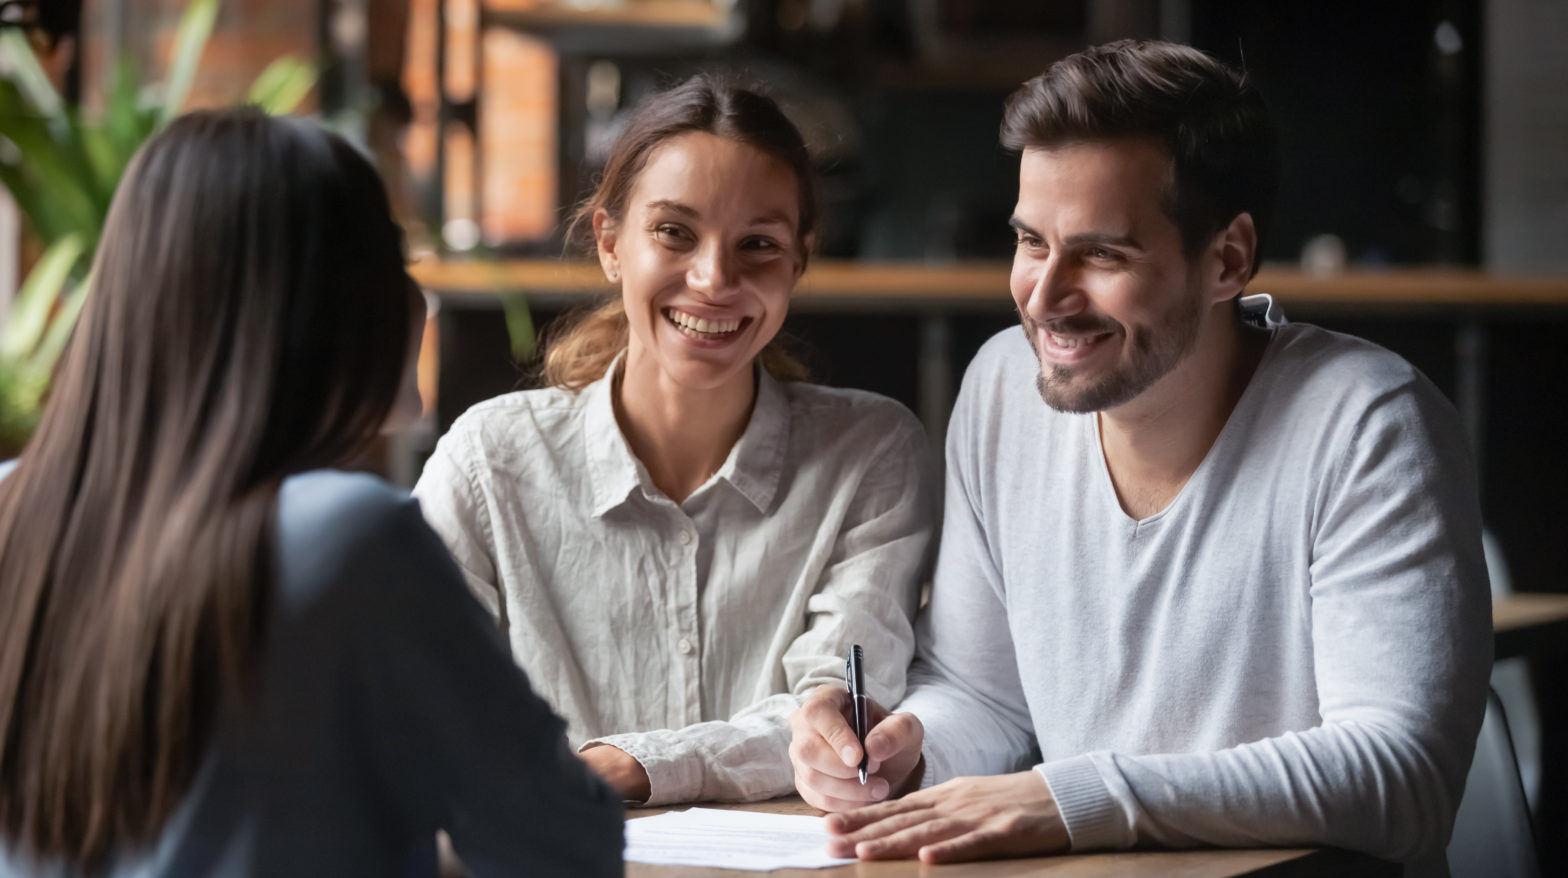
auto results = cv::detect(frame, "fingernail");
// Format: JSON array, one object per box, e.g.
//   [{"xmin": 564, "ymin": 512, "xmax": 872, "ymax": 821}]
[
  {"xmin": 841, "ymin": 745, "xmax": 857, "ymax": 765},
  {"xmin": 870, "ymin": 779, "xmax": 889, "ymax": 800}
]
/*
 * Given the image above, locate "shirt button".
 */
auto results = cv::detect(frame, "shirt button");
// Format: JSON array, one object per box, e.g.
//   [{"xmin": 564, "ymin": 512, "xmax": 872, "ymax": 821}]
[
  {"xmin": 677, "ymin": 529, "xmax": 693, "ymax": 545},
  {"xmin": 678, "ymin": 637, "xmax": 695, "ymax": 655}
]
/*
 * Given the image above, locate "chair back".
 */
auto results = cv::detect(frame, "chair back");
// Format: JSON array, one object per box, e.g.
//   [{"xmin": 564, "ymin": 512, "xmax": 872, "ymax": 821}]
[{"xmin": 1447, "ymin": 688, "xmax": 1540, "ymax": 878}]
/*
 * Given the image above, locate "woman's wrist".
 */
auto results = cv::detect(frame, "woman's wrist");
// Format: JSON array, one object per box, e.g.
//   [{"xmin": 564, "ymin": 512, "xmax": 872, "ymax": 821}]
[{"xmin": 580, "ymin": 743, "xmax": 652, "ymax": 803}]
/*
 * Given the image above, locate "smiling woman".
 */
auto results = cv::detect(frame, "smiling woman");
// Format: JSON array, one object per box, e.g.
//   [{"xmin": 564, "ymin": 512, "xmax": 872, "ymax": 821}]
[{"xmin": 413, "ymin": 74, "xmax": 939, "ymax": 814}]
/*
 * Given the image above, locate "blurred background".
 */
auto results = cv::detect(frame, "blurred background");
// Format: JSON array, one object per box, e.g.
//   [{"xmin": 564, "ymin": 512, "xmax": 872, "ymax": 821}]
[{"xmin": 0, "ymin": 0, "xmax": 1564, "ymax": 874}]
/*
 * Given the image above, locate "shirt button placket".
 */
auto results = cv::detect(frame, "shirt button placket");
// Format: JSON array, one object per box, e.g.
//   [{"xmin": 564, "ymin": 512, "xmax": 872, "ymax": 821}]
[{"xmin": 675, "ymin": 521, "xmax": 701, "ymax": 725}]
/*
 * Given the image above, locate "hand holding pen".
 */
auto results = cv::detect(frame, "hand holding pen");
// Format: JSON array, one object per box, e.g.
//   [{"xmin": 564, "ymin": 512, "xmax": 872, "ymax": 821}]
[
  {"xmin": 846, "ymin": 645, "xmax": 870, "ymax": 784},
  {"xmin": 787, "ymin": 651, "xmax": 927, "ymax": 812}
]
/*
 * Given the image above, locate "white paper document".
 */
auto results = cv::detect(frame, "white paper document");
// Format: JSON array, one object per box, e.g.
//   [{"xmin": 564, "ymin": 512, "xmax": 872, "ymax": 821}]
[{"xmin": 624, "ymin": 806, "xmax": 858, "ymax": 871}]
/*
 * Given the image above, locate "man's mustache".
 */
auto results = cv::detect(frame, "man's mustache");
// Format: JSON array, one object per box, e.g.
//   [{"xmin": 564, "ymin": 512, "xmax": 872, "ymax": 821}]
[{"xmin": 1022, "ymin": 314, "xmax": 1121, "ymax": 336}]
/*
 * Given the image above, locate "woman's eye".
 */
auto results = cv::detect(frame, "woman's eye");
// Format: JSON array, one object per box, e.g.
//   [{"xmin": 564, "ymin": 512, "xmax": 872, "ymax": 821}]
[
  {"xmin": 742, "ymin": 236, "xmax": 781, "ymax": 252},
  {"xmin": 653, "ymin": 224, "xmax": 690, "ymax": 244}
]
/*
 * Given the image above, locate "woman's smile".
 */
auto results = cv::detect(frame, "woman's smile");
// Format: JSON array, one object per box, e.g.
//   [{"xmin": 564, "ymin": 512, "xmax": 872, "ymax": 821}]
[{"xmin": 662, "ymin": 306, "xmax": 753, "ymax": 342}]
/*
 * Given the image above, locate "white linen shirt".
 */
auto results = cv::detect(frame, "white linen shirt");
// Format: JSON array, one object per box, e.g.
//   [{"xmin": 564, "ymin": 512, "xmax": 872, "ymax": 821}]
[{"xmin": 413, "ymin": 360, "xmax": 937, "ymax": 805}]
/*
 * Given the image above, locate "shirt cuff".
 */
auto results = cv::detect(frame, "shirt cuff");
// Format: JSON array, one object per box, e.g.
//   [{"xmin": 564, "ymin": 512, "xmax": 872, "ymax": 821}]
[
  {"xmin": 1038, "ymin": 756, "xmax": 1124, "ymax": 851},
  {"xmin": 583, "ymin": 733, "xmax": 701, "ymax": 806}
]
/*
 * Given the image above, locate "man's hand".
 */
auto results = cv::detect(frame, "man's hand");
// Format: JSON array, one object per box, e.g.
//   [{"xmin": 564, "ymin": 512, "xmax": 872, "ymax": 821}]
[
  {"xmin": 824, "ymin": 771, "xmax": 1070, "ymax": 863},
  {"xmin": 578, "ymin": 744, "xmax": 651, "ymax": 803},
  {"xmin": 788, "ymin": 684, "xmax": 925, "ymax": 812}
]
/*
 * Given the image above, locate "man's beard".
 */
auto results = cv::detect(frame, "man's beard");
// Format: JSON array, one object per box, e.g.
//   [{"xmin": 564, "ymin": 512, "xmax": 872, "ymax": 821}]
[{"xmin": 1024, "ymin": 289, "xmax": 1204, "ymax": 414}]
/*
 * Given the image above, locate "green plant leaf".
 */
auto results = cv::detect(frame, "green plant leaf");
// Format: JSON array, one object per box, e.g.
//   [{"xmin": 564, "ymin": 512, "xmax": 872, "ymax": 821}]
[
  {"xmin": 0, "ymin": 235, "xmax": 83, "ymax": 360},
  {"xmin": 72, "ymin": 115, "xmax": 122, "ymax": 204},
  {"xmin": 500, "ymin": 294, "xmax": 536, "ymax": 361},
  {"xmin": 246, "ymin": 56, "xmax": 316, "ymax": 115},
  {"xmin": 0, "ymin": 161, "xmax": 77, "ymax": 245},
  {"xmin": 158, "ymin": 0, "xmax": 219, "ymax": 126},
  {"xmin": 105, "ymin": 56, "xmax": 148, "ymax": 157},
  {"xmin": 0, "ymin": 107, "xmax": 104, "ymax": 240},
  {"xmin": 0, "ymin": 29, "xmax": 65, "ymax": 126},
  {"xmin": 30, "ymin": 270, "xmax": 91, "ymax": 372}
]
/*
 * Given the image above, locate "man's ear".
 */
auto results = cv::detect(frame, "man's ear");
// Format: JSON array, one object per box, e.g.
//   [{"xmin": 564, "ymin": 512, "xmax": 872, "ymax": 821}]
[
  {"xmin": 592, "ymin": 208, "xmax": 620, "ymax": 282},
  {"xmin": 1209, "ymin": 211, "xmax": 1258, "ymax": 304}
]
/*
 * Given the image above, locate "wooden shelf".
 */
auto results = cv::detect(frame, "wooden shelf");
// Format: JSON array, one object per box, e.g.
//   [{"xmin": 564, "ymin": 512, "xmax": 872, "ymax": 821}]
[
  {"xmin": 411, "ymin": 258, "xmax": 1568, "ymax": 311},
  {"xmin": 1494, "ymin": 592, "xmax": 1568, "ymax": 661},
  {"xmin": 486, "ymin": 1, "xmax": 732, "ymax": 30},
  {"xmin": 481, "ymin": 1, "xmax": 739, "ymax": 52}
]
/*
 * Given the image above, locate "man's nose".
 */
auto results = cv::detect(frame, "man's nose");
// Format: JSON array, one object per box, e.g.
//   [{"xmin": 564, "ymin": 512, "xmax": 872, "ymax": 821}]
[{"xmin": 1018, "ymin": 256, "xmax": 1082, "ymax": 324}]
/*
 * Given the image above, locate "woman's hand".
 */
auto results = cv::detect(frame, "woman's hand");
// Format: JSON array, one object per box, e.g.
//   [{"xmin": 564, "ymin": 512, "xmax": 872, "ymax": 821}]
[
  {"xmin": 579, "ymin": 744, "xmax": 651, "ymax": 803},
  {"xmin": 788, "ymin": 684, "xmax": 926, "ymax": 812}
]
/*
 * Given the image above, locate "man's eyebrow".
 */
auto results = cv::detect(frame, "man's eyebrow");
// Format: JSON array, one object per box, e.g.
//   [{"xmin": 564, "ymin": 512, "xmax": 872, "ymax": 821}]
[
  {"xmin": 645, "ymin": 199, "xmax": 700, "ymax": 217},
  {"xmin": 1007, "ymin": 219, "xmax": 1144, "ymax": 251},
  {"xmin": 1066, "ymin": 232, "xmax": 1145, "ymax": 250}
]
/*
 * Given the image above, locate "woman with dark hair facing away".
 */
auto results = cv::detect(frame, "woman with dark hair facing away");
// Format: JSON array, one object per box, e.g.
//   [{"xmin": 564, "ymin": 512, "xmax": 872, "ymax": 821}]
[
  {"xmin": 0, "ymin": 109, "xmax": 622, "ymax": 877},
  {"xmin": 414, "ymin": 74, "xmax": 937, "ymax": 805}
]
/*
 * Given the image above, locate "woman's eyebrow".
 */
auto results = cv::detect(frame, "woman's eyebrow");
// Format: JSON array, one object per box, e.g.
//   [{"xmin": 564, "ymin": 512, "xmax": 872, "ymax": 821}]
[
  {"xmin": 645, "ymin": 199, "xmax": 699, "ymax": 217},
  {"xmin": 749, "ymin": 210, "xmax": 794, "ymax": 227}
]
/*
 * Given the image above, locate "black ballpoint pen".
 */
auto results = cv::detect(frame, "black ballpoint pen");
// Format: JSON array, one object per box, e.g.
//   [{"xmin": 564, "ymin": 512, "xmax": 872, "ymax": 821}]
[{"xmin": 846, "ymin": 644, "xmax": 869, "ymax": 785}]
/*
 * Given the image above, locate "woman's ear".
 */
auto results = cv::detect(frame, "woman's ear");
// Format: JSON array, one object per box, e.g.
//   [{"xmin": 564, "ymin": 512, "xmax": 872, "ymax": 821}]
[
  {"xmin": 592, "ymin": 208, "xmax": 620, "ymax": 283},
  {"xmin": 795, "ymin": 232, "xmax": 817, "ymax": 278}
]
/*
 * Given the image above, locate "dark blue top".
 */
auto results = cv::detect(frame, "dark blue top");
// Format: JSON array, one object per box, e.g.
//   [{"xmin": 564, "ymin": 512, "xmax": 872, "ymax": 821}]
[{"xmin": 0, "ymin": 466, "xmax": 623, "ymax": 877}]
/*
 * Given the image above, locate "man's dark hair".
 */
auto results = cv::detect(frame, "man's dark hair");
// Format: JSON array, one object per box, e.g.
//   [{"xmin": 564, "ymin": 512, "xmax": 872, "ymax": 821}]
[{"xmin": 1002, "ymin": 39, "xmax": 1280, "ymax": 277}]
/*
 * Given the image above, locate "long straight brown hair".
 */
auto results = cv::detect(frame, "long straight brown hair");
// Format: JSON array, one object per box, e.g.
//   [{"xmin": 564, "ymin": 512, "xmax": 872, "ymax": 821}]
[{"xmin": 0, "ymin": 109, "xmax": 414, "ymax": 868}]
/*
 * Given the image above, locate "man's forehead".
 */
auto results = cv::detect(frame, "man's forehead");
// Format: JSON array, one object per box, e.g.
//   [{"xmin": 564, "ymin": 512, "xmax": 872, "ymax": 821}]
[
  {"xmin": 1014, "ymin": 140, "xmax": 1176, "ymax": 228},
  {"xmin": 1019, "ymin": 139, "xmax": 1173, "ymax": 185}
]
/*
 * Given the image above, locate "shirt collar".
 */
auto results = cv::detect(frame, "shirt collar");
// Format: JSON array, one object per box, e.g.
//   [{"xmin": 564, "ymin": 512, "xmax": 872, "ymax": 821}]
[
  {"xmin": 583, "ymin": 355, "xmax": 644, "ymax": 518},
  {"xmin": 716, "ymin": 365, "xmax": 789, "ymax": 514},
  {"xmin": 582, "ymin": 355, "xmax": 791, "ymax": 518}
]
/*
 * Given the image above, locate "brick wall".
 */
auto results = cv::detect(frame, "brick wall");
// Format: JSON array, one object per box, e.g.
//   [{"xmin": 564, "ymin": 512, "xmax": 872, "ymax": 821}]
[{"xmin": 80, "ymin": 0, "xmax": 319, "ymax": 113}]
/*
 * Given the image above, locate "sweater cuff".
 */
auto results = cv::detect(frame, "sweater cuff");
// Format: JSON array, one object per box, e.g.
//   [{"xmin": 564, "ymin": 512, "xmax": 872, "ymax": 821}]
[
  {"xmin": 582, "ymin": 733, "xmax": 701, "ymax": 806},
  {"xmin": 1039, "ymin": 756, "xmax": 1123, "ymax": 851}
]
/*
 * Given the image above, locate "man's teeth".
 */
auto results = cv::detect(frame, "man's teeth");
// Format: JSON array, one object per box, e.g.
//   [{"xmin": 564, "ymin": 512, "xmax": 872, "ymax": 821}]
[
  {"xmin": 1049, "ymin": 332, "xmax": 1106, "ymax": 350},
  {"xmin": 667, "ymin": 309, "xmax": 741, "ymax": 334}
]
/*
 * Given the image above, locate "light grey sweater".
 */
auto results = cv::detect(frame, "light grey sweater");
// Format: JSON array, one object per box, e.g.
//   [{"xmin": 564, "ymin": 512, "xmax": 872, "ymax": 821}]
[
  {"xmin": 0, "ymin": 468, "xmax": 623, "ymax": 878},
  {"xmin": 900, "ymin": 324, "xmax": 1491, "ymax": 874}
]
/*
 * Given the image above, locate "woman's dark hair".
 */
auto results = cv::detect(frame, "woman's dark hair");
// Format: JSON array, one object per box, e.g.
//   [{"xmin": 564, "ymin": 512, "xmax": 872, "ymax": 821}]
[
  {"xmin": 544, "ymin": 73, "xmax": 816, "ymax": 390},
  {"xmin": 0, "ymin": 107, "xmax": 413, "ymax": 868},
  {"xmin": 1001, "ymin": 39, "xmax": 1280, "ymax": 277}
]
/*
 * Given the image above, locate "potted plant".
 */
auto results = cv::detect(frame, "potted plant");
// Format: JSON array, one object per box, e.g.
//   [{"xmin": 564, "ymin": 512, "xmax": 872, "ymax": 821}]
[{"xmin": 0, "ymin": 0, "xmax": 314, "ymax": 457}]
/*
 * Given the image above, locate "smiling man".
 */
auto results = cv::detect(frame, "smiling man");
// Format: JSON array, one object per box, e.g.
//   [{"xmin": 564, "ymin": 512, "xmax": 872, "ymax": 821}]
[{"xmin": 788, "ymin": 40, "xmax": 1491, "ymax": 876}]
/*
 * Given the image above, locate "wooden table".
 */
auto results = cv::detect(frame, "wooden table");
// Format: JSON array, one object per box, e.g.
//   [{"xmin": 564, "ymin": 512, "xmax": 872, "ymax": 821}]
[
  {"xmin": 1493, "ymin": 592, "xmax": 1568, "ymax": 661},
  {"xmin": 624, "ymin": 797, "xmax": 1397, "ymax": 877}
]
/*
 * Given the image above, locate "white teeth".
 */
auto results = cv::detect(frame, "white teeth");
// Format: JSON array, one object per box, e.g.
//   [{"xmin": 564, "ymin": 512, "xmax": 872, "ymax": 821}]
[{"xmin": 666, "ymin": 309, "xmax": 741, "ymax": 335}]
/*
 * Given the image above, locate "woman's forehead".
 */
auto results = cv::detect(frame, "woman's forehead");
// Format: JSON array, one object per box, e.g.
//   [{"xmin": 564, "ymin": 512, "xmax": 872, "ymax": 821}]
[{"xmin": 628, "ymin": 132, "xmax": 801, "ymax": 228}]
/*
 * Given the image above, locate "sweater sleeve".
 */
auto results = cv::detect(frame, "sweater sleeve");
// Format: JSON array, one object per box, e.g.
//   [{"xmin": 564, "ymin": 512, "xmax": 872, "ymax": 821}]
[
  {"xmin": 897, "ymin": 372, "xmax": 1039, "ymax": 787},
  {"xmin": 1040, "ymin": 378, "xmax": 1492, "ymax": 864},
  {"xmin": 586, "ymin": 413, "xmax": 937, "ymax": 805},
  {"xmin": 341, "ymin": 492, "xmax": 624, "ymax": 877}
]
